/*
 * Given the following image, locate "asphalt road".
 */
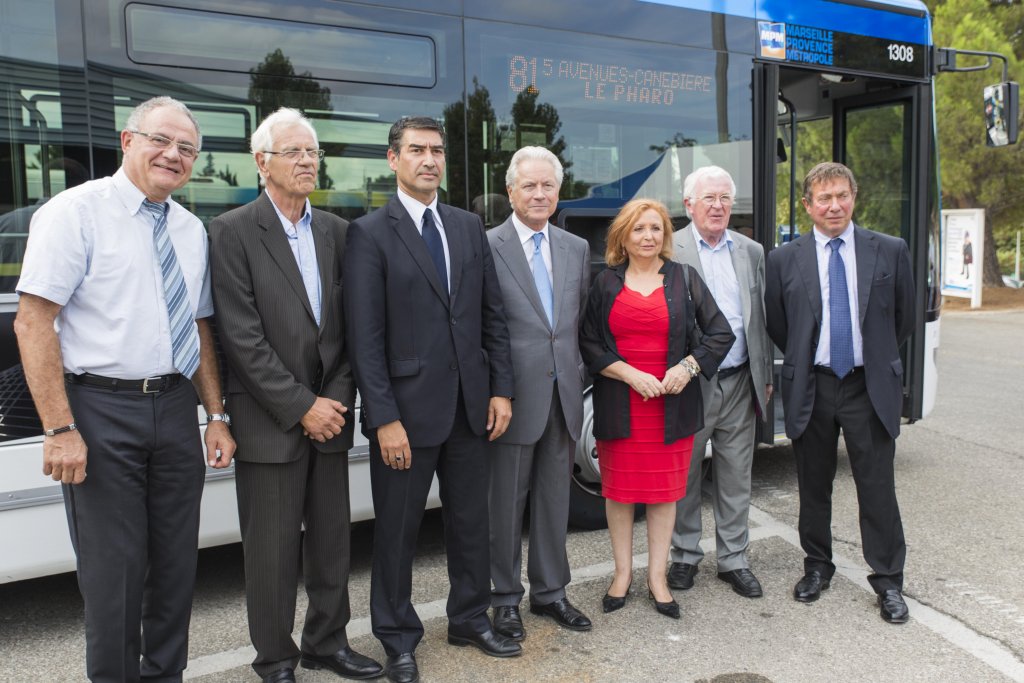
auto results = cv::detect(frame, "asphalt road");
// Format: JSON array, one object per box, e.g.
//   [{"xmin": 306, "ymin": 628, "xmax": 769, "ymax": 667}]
[{"xmin": 2, "ymin": 309, "xmax": 1022, "ymax": 682}]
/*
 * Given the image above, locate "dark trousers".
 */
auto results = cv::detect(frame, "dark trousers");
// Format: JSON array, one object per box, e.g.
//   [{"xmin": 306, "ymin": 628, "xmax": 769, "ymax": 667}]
[
  {"xmin": 369, "ymin": 399, "xmax": 492, "ymax": 656},
  {"xmin": 64, "ymin": 380, "xmax": 205, "ymax": 683},
  {"xmin": 235, "ymin": 446, "xmax": 352, "ymax": 677},
  {"xmin": 792, "ymin": 370, "xmax": 906, "ymax": 593}
]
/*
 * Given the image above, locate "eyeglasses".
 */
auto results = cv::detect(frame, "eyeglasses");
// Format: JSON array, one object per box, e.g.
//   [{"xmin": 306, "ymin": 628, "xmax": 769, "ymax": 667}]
[
  {"xmin": 129, "ymin": 130, "xmax": 199, "ymax": 159},
  {"xmin": 697, "ymin": 193, "xmax": 733, "ymax": 207},
  {"xmin": 264, "ymin": 148, "xmax": 326, "ymax": 161}
]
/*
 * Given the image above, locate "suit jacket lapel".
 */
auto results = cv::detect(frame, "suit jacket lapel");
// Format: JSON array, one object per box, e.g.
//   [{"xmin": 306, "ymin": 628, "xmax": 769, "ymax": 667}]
[
  {"xmin": 439, "ymin": 204, "xmax": 463, "ymax": 303},
  {"xmin": 853, "ymin": 225, "xmax": 878, "ymax": 326},
  {"xmin": 549, "ymin": 226, "xmax": 568, "ymax": 330},
  {"xmin": 257, "ymin": 192, "xmax": 317, "ymax": 324},
  {"xmin": 389, "ymin": 197, "xmax": 449, "ymax": 307},
  {"xmin": 673, "ymin": 226, "xmax": 704, "ymax": 277},
  {"xmin": 730, "ymin": 238, "xmax": 753, "ymax": 330},
  {"xmin": 494, "ymin": 220, "xmax": 549, "ymax": 326},
  {"xmin": 797, "ymin": 232, "xmax": 823, "ymax": 325},
  {"xmin": 311, "ymin": 214, "xmax": 334, "ymax": 333}
]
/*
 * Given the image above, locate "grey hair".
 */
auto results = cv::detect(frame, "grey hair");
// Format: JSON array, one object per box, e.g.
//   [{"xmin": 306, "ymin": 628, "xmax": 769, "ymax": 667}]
[
  {"xmin": 682, "ymin": 165, "xmax": 736, "ymax": 218},
  {"xmin": 124, "ymin": 96, "xmax": 202, "ymax": 149},
  {"xmin": 250, "ymin": 108, "xmax": 319, "ymax": 167},
  {"xmin": 506, "ymin": 146, "xmax": 564, "ymax": 188}
]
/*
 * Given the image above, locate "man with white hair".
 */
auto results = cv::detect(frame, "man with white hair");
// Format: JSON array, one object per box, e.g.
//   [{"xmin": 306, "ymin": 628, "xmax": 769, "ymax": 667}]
[
  {"xmin": 667, "ymin": 165, "xmax": 773, "ymax": 599},
  {"xmin": 210, "ymin": 108, "xmax": 382, "ymax": 683},
  {"xmin": 487, "ymin": 146, "xmax": 593, "ymax": 642}
]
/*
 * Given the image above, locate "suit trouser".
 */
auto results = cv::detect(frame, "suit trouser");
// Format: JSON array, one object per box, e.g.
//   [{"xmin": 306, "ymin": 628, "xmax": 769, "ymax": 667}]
[
  {"xmin": 235, "ymin": 445, "xmax": 351, "ymax": 677},
  {"xmin": 64, "ymin": 380, "xmax": 205, "ymax": 683},
  {"xmin": 369, "ymin": 398, "xmax": 491, "ymax": 656},
  {"xmin": 792, "ymin": 369, "xmax": 906, "ymax": 593},
  {"xmin": 489, "ymin": 382, "xmax": 573, "ymax": 607},
  {"xmin": 671, "ymin": 368, "xmax": 757, "ymax": 571}
]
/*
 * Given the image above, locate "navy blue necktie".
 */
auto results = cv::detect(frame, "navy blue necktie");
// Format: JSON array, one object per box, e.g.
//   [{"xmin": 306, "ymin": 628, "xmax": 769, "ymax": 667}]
[
  {"xmin": 828, "ymin": 238, "xmax": 854, "ymax": 379},
  {"xmin": 421, "ymin": 210, "xmax": 447, "ymax": 292}
]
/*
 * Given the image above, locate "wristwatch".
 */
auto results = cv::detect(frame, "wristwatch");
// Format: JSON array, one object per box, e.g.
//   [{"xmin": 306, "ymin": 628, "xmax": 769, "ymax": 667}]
[{"xmin": 207, "ymin": 413, "xmax": 232, "ymax": 427}]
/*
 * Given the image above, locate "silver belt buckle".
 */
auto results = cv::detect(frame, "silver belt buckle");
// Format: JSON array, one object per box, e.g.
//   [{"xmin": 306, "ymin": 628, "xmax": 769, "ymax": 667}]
[{"xmin": 142, "ymin": 376, "xmax": 161, "ymax": 393}]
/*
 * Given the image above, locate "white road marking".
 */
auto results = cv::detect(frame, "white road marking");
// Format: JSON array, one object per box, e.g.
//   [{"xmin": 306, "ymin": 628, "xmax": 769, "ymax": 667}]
[{"xmin": 184, "ymin": 504, "xmax": 1024, "ymax": 681}]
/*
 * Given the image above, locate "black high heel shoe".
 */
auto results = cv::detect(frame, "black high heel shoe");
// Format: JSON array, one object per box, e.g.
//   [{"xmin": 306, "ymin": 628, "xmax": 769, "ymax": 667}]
[
  {"xmin": 603, "ymin": 579, "xmax": 632, "ymax": 613},
  {"xmin": 647, "ymin": 582, "xmax": 680, "ymax": 619}
]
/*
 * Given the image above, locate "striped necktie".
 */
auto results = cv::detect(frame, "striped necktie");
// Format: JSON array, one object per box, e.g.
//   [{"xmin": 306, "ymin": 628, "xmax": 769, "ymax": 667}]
[{"xmin": 142, "ymin": 199, "xmax": 201, "ymax": 379}]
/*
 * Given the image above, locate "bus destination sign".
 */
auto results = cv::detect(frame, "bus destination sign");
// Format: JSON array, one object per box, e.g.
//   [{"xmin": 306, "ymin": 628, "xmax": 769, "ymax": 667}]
[{"xmin": 758, "ymin": 21, "xmax": 927, "ymax": 80}]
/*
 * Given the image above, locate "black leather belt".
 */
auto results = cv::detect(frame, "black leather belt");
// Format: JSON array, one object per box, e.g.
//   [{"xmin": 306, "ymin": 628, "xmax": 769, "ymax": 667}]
[
  {"xmin": 65, "ymin": 372, "xmax": 183, "ymax": 393},
  {"xmin": 813, "ymin": 365, "xmax": 863, "ymax": 378},
  {"xmin": 718, "ymin": 361, "xmax": 749, "ymax": 380}
]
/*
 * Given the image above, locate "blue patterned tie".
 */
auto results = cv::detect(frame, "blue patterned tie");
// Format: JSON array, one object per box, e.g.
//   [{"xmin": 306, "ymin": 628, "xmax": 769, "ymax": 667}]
[
  {"xmin": 531, "ymin": 232, "xmax": 554, "ymax": 326},
  {"xmin": 421, "ymin": 209, "xmax": 447, "ymax": 292},
  {"xmin": 142, "ymin": 200, "xmax": 201, "ymax": 379},
  {"xmin": 828, "ymin": 238, "xmax": 854, "ymax": 379}
]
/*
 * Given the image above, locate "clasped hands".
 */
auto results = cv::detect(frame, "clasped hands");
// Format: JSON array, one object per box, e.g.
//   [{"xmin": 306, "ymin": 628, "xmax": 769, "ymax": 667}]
[
  {"xmin": 301, "ymin": 396, "xmax": 348, "ymax": 442},
  {"xmin": 628, "ymin": 364, "xmax": 693, "ymax": 400}
]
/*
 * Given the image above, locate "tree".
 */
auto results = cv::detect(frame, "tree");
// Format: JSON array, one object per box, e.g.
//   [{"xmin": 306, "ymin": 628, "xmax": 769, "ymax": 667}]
[
  {"xmin": 248, "ymin": 48, "xmax": 331, "ymax": 118},
  {"xmin": 930, "ymin": 0, "xmax": 1024, "ymax": 284}
]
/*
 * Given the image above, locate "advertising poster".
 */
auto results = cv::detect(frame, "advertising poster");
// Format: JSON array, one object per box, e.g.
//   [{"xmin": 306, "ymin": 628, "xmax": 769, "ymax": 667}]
[{"xmin": 941, "ymin": 208, "xmax": 984, "ymax": 308}]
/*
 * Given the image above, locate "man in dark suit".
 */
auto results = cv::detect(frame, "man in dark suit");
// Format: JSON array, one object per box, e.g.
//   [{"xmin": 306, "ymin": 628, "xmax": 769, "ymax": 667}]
[
  {"xmin": 344, "ymin": 116, "xmax": 519, "ymax": 683},
  {"xmin": 487, "ymin": 146, "xmax": 592, "ymax": 642},
  {"xmin": 765, "ymin": 162, "xmax": 915, "ymax": 624},
  {"xmin": 210, "ymin": 108, "xmax": 382, "ymax": 683}
]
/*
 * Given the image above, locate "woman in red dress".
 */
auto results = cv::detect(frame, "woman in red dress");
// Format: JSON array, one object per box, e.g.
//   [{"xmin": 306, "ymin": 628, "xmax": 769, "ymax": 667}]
[{"xmin": 580, "ymin": 199, "xmax": 734, "ymax": 619}]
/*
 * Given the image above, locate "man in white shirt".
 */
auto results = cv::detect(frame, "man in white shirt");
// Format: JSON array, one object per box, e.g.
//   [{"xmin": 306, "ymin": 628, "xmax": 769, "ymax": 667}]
[
  {"xmin": 14, "ymin": 96, "xmax": 235, "ymax": 682},
  {"xmin": 668, "ymin": 166, "xmax": 773, "ymax": 599}
]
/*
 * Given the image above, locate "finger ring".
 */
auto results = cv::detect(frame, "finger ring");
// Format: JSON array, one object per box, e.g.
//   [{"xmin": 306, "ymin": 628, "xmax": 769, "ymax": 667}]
[{"xmin": 396, "ymin": 455, "xmax": 404, "ymax": 461}]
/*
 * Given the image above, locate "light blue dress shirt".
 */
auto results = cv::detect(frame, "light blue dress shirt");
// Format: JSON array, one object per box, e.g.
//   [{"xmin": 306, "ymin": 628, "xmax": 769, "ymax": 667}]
[
  {"xmin": 695, "ymin": 231, "xmax": 747, "ymax": 369},
  {"xmin": 268, "ymin": 195, "xmax": 321, "ymax": 325},
  {"xmin": 813, "ymin": 224, "xmax": 863, "ymax": 368}
]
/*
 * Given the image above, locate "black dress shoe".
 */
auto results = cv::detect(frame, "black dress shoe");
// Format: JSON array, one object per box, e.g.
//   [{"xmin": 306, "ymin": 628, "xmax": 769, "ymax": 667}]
[
  {"xmin": 262, "ymin": 668, "xmax": 295, "ymax": 683},
  {"xmin": 878, "ymin": 589, "xmax": 910, "ymax": 624},
  {"xmin": 301, "ymin": 646, "xmax": 384, "ymax": 680},
  {"xmin": 529, "ymin": 597, "xmax": 593, "ymax": 631},
  {"xmin": 602, "ymin": 580, "xmax": 631, "ymax": 613},
  {"xmin": 492, "ymin": 605, "xmax": 525, "ymax": 641},
  {"xmin": 384, "ymin": 653, "xmax": 418, "ymax": 683},
  {"xmin": 667, "ymin": 562, "xmax": 698, "ymax": 590},
  {"xmin": 447, "ymin": 628, "xmax": 522, "ymax": 657},
  {"xmin": 717, "ymin": 568, "xmax": 764, "ymax": 598},
  {"xmin": 647, "ymin": 582, "xmax": 680, "ymax": 620},
  {"xmin": 793, "ymin": 571, "xmax": 831, "ymax": 603}
]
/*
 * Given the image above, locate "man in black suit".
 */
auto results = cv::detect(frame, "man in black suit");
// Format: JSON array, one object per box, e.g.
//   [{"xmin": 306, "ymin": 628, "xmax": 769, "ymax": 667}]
[
  {"xmin": 765, "ymin": 162, "xmax": 915, "ymax": 624},
  {"xmin": 210, "ymin": 108, "xmax": 382, "ymax": 683},
  {"xmin": 344, "ymin": 116, "xmax": 519, "ymax": 683}
]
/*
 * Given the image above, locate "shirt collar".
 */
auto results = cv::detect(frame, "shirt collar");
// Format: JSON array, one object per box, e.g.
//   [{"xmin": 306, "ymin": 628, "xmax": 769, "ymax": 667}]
[
  {"xmin": 813, "ymin": 222, "xmax": 855, "ymax": 248},
  {"xmin": 511, "ymin": 213, "xmax": 549, "ymax": 244},
  {"xmin": 113, "ymin": 168, "xmax": 150, "ymax": 217},
  {"xmin": 265, "ymin": 192, "xmax": 312, "ymax": 235},
  {"xmin": 694, "ymin": 225, "xmax": 734, "ymax": 253},
  {"xmin": 396, "ymin": 187, "xmax": 440, "ymax": 228}
]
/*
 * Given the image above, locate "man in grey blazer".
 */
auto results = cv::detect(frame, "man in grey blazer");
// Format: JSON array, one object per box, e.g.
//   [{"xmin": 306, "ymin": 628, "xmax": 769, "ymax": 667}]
[
  {"xmin": 765, "ymin": 162, "xmax": 915, "ymax": 624},
  {"xmin": 668, "ymin": 166, "xmax": 773, "ymax": 599},
  {"xmin": 487, "ymin": 147, "xmax": 592, "ymax": 642},
  {"xmin": 210, "ymin": 108, "xmax": 382, "ymax": 683}
]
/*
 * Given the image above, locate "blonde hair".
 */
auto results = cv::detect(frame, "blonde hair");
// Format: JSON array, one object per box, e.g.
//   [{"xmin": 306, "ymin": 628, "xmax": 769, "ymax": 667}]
[{"xmin": 605, "ymin": 198, "xmax": 674, "ymax": 266}]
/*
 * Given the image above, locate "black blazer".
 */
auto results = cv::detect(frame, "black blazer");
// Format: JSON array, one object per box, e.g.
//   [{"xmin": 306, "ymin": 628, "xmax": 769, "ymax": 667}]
[
  {"xmin": 209, "ymin": 191, "xmax": 356, "ymax": 461},
  {"xmin": 343, "ymin": 194, "xmax": 514, "ymax": 448},
  {"xmin": 580, "ymin": 259, "xmax": 734, "ymax": 444},
  {"xmin": 764, "ymin": 225, "xmax": 916, "ymax": 440}
]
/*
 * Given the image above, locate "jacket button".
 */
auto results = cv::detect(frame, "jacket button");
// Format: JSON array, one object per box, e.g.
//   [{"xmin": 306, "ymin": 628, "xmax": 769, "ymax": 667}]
[
  {"xmin": 450, "ymin": 363, "xmax": 457, "ymax": 370},
  {"xmin": 548, "ymin": 370, "xmax": 555, "ymax": 377}
]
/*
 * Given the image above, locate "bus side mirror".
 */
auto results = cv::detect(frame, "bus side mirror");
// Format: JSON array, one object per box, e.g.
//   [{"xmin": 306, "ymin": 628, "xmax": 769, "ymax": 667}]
[{"xmin": 984, "ymin": 81, "xmax": 1019, "ymax": 146}]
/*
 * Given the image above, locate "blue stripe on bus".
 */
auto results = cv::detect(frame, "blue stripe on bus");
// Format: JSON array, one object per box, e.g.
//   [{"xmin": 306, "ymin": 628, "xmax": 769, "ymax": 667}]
[{"xmin": 637, "ymin": 0, "xmax": 931, "ymax": 45}]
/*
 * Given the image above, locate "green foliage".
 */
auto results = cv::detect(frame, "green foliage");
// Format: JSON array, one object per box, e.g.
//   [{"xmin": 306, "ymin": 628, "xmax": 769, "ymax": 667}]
[{"xmin": 930, "ymin": 0, "xmax": 1024, "ymax": 276}]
